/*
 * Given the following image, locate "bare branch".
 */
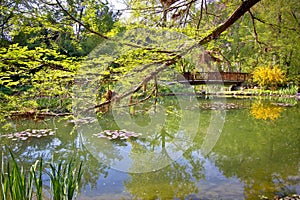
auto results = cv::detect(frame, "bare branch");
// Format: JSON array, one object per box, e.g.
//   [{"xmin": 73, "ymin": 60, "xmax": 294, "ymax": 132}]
[
  {"xmin": 55, "ymin": 0, "xmax": 110, "ymax": 40},
  {"xmin": 196, "ymin": 0, "xmax": 204, "ymax": 30},
  {"xmin": 85, "ymin": 56, "xmax": 182, "ymax": 112},
  {"xmin": 166, "ymin": 0, "xmax": 197, "ymax": 13},
  {"xmin": 290, "ymin": 11, "xmax": 300, "ymax": 26},
  {"xmin": 115, "ymin": 88, "xmax": 155, "ymax": 108},
  {"xmin": 248, "ymin": 9, "xmax": 262, "ymax": 45},
  {"xmin": 253, "ymin": 15, "xmax": 299, "ymax": 33},
  {"xmin": 182, "ymin": 2, "xmax": 192, "ymax": 27},
  {"xmin": 115, "ymin": 57, "xmax": 181, "ymax": 101},
  {"xmin": 218, "ymin": 50, "xmax": 233, "ymax": 72}
]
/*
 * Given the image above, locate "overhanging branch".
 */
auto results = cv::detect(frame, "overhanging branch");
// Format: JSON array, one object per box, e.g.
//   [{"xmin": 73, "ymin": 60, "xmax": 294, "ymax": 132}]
[
  {"xmin": 55, "ymin": 0, "xmax": 110, "ymax": 40},
  {"xmin": 77, "ymin": 0, "xmax": 262, "ymax": 111},
  {"xmin": 198, "ymin": 0, "xmax": 261, "ymax": 45}
]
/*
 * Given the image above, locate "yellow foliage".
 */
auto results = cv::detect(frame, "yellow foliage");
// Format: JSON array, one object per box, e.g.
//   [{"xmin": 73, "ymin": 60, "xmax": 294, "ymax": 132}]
[
  {"xmin": 251, "ymin": 101, "xmax": 283, "ymax": 121},
  {"xmin": 253, "ymin": 65, "xmax": 286, "ymax": 90}
]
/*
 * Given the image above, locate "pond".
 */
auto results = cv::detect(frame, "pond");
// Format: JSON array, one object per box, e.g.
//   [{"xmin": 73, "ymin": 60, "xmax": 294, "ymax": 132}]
[{"xmin": 1, "ymin": 96, "xmax": 300, "ymax": 200}]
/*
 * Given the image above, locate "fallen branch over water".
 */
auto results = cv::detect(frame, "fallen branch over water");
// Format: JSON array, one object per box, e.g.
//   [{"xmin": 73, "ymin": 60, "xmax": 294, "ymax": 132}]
[{"xmin": 10, "ymin": 111, "xmax": 73, "ymax": 118}]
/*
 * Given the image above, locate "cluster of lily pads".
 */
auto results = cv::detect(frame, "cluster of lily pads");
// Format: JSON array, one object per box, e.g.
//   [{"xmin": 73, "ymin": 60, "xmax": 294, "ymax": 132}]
[
  {"xmin": 187, "ymin": 103, "xmax": 244, "ymax": 110},
  {"xmin": 93, "ymin": 130, "xmax": 140, "ymax": 140},
  {"xmin": 1, "ymin": 129, "xmax": 55, "ymax": 141},
  {"xmin": 68, "ymin": 117, "xmax": 97, "ymax": 125},
  {"xmin": 271, "ymin": 102, "xmax": 294, "ymax": 107}
]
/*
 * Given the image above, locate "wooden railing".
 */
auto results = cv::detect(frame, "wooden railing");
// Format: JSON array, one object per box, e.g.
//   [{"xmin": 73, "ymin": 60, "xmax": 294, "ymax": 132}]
[{"xmin": 178, "ymin": 72, "xmax": 251, "ymax": 83}]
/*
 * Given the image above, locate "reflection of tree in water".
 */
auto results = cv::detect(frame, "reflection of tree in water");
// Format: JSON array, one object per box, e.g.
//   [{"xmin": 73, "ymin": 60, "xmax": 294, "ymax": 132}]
[
  {"xmin": 127, "ymin": 128, "xmax": 174, "ymax": 172},
  {"xmin": 125, "ymin": 122, "xmax": 205, "ymax": 199},
  {"xmin": 125, "ymin": 98, "xmax": 192, "ymax": 172},
  {"xmin": 121, "ymin": 97, "xmax": 207, "ymax": 198},
  {"xmin": 210, "ymin": 105, "xmax": 300, "ymax": 199},
  {"xmin": 124, "ymin": 149, "xmax": 203, "ymax": 199},
  {"xmin": 124, "ymin": 159, "xmax": 203, "ymax": 199}
]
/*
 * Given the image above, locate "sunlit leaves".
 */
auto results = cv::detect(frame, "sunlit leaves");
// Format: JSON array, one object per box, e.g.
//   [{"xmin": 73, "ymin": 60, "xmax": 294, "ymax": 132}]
[{"xmin": 0, "ymin": 44, "xmax": 79, "ymax": 114}]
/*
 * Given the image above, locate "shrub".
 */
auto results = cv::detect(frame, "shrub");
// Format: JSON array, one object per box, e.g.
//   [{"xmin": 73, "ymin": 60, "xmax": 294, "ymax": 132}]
[{"xmin": 253, "ymin": 65, "xmax": 286, "ymax": 90}]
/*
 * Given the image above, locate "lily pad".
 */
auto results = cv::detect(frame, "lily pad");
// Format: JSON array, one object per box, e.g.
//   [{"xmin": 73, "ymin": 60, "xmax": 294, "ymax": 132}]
[
  {"xmin": 1, "ymin": 129, "xmax": 55, "ymax": 141},
  {"xmin": 93, "ymin": 129, "xmax": 140, "ymax": 140}
]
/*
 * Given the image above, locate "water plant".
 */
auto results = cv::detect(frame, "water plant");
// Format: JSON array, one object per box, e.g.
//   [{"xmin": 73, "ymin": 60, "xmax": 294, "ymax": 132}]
[
  {"xmin": 93, "ymin": 129, "xmax": 140, "ymax": 140},
  {"xmin": 1, "ymin": 150, "xmax": 35, "ymax": 200},
  {"xmin": 48, "ymin": 159, "xmax": 83, "ymax": 200},
  {"xmin": 277, "ymin": 85, "xmax": 298, "ymax": 96},
  {"xmin": 0, "ymin": 149, "xmax": 83, "ymax": 200}
]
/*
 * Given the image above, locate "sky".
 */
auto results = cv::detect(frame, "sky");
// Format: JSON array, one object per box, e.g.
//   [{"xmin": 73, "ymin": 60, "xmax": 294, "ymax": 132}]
[
  {"xmin": 108, "ymin": 0, "xmax": 127, "ymax": 10},
  {"xmin": 108, "ymin": 0, "xmax": 130, "ymax": 19}
]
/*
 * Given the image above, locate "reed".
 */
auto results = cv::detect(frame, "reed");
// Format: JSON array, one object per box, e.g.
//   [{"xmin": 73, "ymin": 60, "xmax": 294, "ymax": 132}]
[
  {"xmin": 48, "ymin": 159, "xmax": 83, "ymax": 200},
  {"xmin": 0, "ymin": 149, "xmax": 83, "ymax": 200},
  {"xmin": 31, "ymin": 159, "xmax": 43, "ymax": 200},
  {"xmin": 1, "ymin": 149, "xmax": 35, "ymax": 200}
]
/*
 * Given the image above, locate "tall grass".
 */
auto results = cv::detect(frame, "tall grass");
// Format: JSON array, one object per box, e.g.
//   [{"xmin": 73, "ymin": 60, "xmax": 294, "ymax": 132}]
[
  {"xmin": 48, "ymin": 159, "xmax": 83, "ymax": 200},
  {"xmin": 0, "ymin": 149, "xmax": 83, "ymax": 200},
  {"xmin": 1, "ymin": 149, "xmax": 35, "ymax": 200},
  {"xmin": 31, "ymin": 159, "xmax": 43, "ymax": 200},
  {"xmin": 277, "ymin": 85, "xmax": 298, "ymax": 95}
]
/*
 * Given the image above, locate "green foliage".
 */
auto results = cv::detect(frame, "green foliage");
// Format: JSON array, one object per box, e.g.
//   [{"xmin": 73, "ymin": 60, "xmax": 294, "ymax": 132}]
[
  {"xmin": 48, "ymin": 159, "xmax": 83, "ymax": 200},
  {"xmin": 0, "ymin": 0, "xmax": 121, "ymax": 118},
  {"xmin": 220, "ymin": 0, "xmax": 300, "ymax": 77},
  {"xmin": 1, "ymin": 149, "xmax": 35, "ymax": 200},
  {"xmin": 277, "ymin": 85, "xmax": 298, "ymax": 95},
  {"xmin": 0, "ymin": 44, "xmax": 79, "ymax": 116},
  {"xmin": 0, "ymin": 149, "xmax": 83, "ymax": 200},
  {"xmin": 1, "ymin": 0, "xmax": 299, "ymax": 118},
  {"xmin": 1, "ymin": 0, "xmax": 119, "ymax": 55}
]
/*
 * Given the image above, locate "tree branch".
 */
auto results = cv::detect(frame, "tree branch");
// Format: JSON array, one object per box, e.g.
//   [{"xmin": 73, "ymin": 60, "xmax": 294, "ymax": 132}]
[
  {"xmin": 54, "ymin": 0, "xmax": 182, "ymax": 56},
  {"xmin": 115, "ymin": 88, "xmax": 156, "ymax": 108},
  {"xmin": 248, "ymin": 10, "xmax": 262, "ymax": 45},
  {"xmin": 80, "ymin": 0, "xmax": 262, "ymax": 112},
  {"xmin": 253, "ymin": 15, "xmax": 299, "ymax": 33},
  {"xmin": 196, "ymin": 0, "xmax": 204, "ymax": 30},
  {"xmin": 198, "ymin": 0, "xmax": 261, "ymax": 45},
  {"xmin": 55, "ymin": 0, "xmax": 110, "ymax": 40},
  {"xmin": 218, "ymin": 50, "xmax": 233, "ymax": 72}
]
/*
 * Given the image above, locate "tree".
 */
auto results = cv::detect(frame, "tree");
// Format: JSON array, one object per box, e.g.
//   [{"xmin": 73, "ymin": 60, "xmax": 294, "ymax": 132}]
[
  {"xmin": 78, "ymin": 0, "xmax": 263, "ymax": 110},
  {"xmin": 213, "ymin": 0, "xmax": 300, "ymax": 80},
  {"xmin": 123, "ymin": 0, "xmax": 299, "ymax": 81},
  {"xmin": 0, "ymin": 0, "xmax": 120, "ymax": 123},
  {"xmin": 0, "ymin": 0, "xmax": 119, "ymax": 56}
]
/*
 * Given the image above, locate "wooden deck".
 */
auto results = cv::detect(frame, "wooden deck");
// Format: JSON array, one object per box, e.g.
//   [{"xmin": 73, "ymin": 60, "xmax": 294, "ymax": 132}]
[{"xmin": 175, "ymin": 72, "xmax": 251, "ymax": 85}]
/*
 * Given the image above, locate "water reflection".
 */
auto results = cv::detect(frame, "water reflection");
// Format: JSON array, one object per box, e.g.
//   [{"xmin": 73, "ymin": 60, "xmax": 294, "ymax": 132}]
[
  {"xmin": 251, "ymin": 100, "xmax": 283, "ymax": 121},
  {"xmin": 124, "ymin": 161, "xmax": 200, "ymax": 199},
  {"xmin": 0, "ymin": 98, "xmax": 299, "ymax": 199},
  {"xmin": 80, "ymin": 97, "xmax": 202, "ymax": 173},
  {"xmin": 212, "ymin": 99, "xmax": 300, "ymax": 199}
]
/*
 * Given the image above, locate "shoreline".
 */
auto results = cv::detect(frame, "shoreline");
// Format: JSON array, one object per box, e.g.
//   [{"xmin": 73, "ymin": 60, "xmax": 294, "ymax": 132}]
[{"xmin": 159, "ymin": 91, "xmax": 298, "ymax": 99}]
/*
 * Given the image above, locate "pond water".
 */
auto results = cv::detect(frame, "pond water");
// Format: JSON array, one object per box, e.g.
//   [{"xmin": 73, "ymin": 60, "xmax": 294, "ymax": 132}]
[{"xmin": 1, "ymin": 96, "xmax": 300, "ymax": 200}]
